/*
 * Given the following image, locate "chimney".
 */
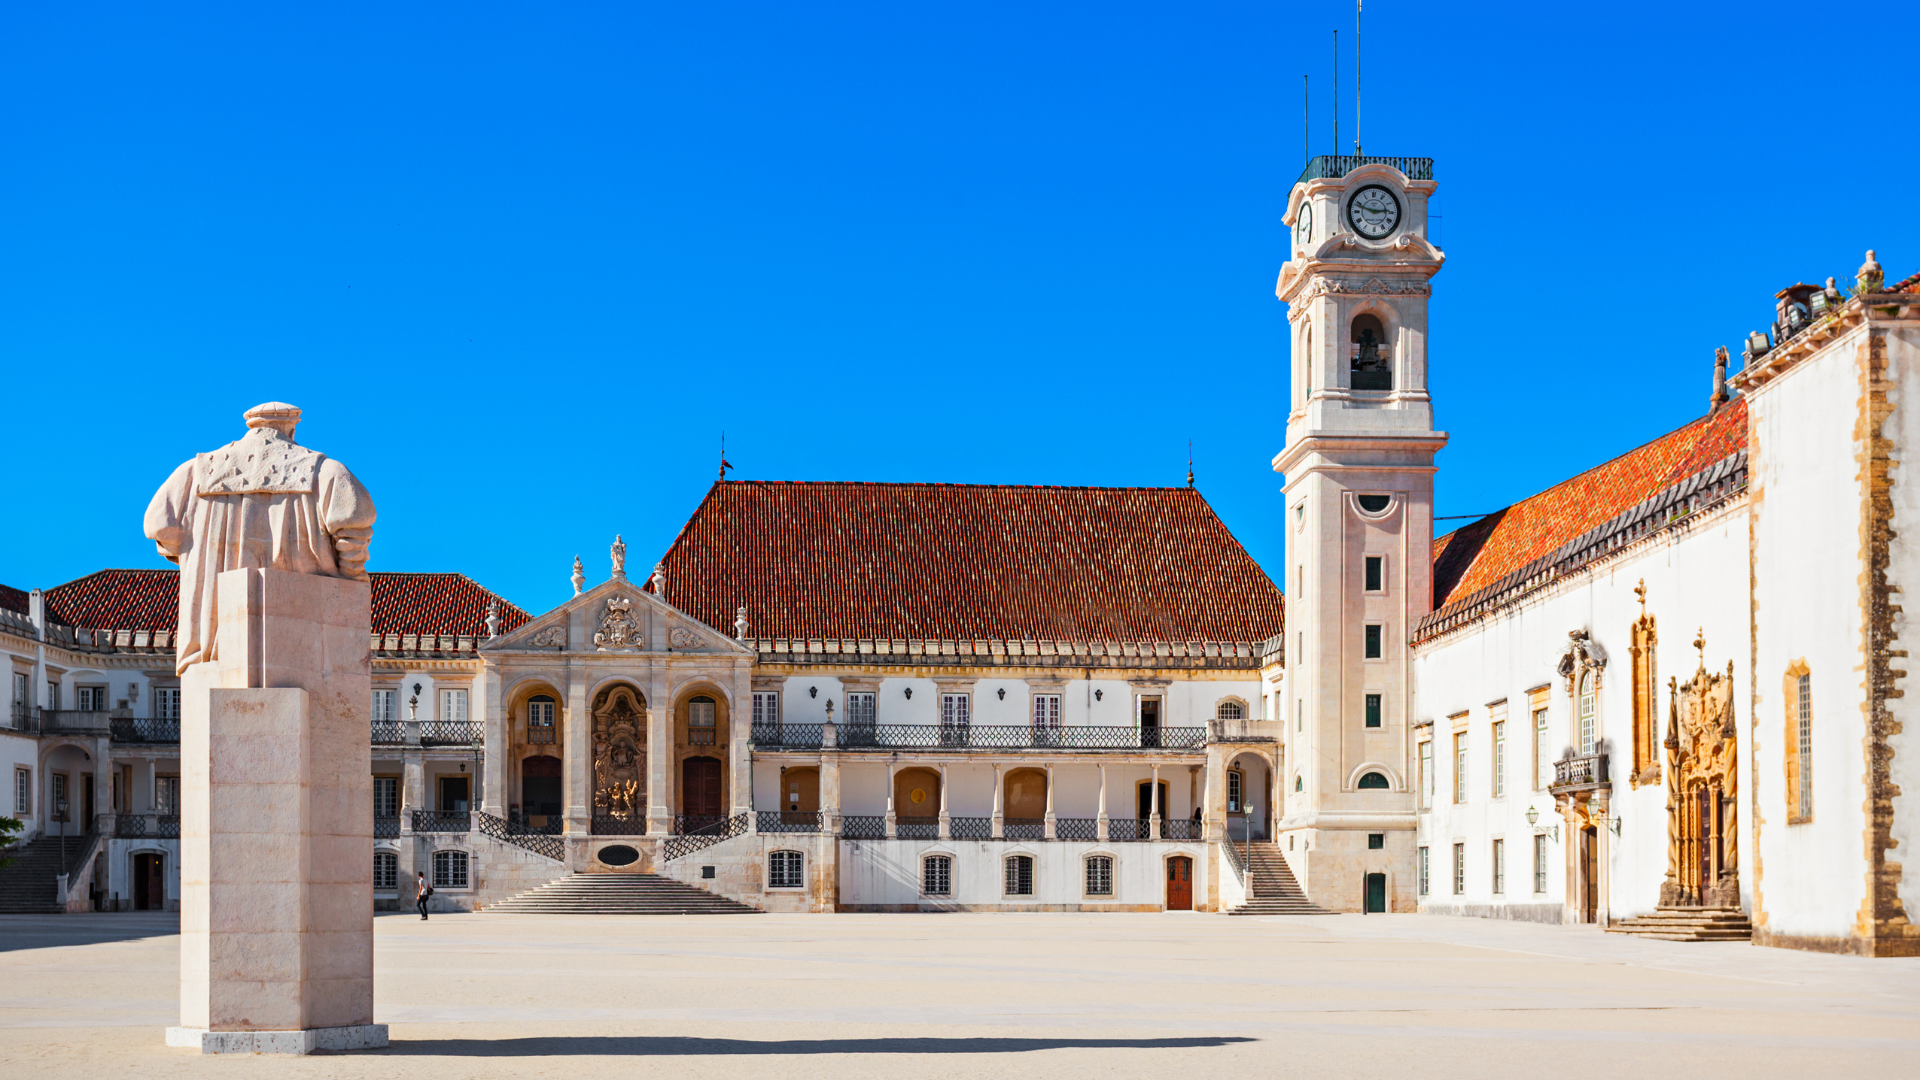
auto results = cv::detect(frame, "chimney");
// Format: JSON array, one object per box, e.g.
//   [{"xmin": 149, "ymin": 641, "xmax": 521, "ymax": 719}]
[{"xmin": 1710, "ymin": 346, "xmax": 1730, "ymax": 412}]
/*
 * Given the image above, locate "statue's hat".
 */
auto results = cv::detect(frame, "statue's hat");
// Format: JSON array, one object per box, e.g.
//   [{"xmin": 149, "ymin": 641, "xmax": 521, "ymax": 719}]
[{"xmin": 243, "ymin": 402, "xmax": 303, "ymax": 430}]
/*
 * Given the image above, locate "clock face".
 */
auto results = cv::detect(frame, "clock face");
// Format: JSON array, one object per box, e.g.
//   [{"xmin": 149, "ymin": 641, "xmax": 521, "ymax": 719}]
[
  {"xmin": 1347, "ymin": 185, "xmax": 1401, "ymax": 240},
  {"xmin": 1296, "ymin": 202, "xmax": 1313, "ymax": 246}
]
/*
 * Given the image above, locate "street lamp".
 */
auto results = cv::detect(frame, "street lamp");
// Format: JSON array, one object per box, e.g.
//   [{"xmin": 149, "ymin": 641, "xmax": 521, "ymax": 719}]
[
  {"xmin": 55, "ymin": 794, "xmax": 69, "ymax": 866},
  {"xmin": 1244, "ymin": 801, "xmax": 1257, "ymax": 876},
  {"xmin": 1526, "ymin": 804, "xmax": 1559, "ymax": 842}
]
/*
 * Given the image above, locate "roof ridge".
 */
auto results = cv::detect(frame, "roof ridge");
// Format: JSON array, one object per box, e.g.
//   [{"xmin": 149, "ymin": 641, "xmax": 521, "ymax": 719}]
[{"xmin": 719, "ymin": 479, "xmax": 1201, "ymax": 492}]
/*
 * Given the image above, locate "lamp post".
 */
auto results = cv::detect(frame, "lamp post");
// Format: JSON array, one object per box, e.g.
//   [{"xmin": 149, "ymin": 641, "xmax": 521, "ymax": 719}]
[
  {"xmin": 55, "ymin": 794, "xmax": 69, "ymax": 867},
  {"xmin": 1526, "ymin": 804, "xmax": 1558, "ymax": 843},
  {"xmin": 1244, "ymin": 800, "xmax": 1256, "ymax": 877}
]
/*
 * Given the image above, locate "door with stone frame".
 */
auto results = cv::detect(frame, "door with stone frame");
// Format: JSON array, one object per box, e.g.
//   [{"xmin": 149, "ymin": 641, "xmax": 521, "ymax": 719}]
[
  {"xmin": 1165, "ymin": 855, "xmax": 1193, "ymax": 910},
  {"xmin": 681, "ymin": 756, "xmax": 723, "ymax": 822}
]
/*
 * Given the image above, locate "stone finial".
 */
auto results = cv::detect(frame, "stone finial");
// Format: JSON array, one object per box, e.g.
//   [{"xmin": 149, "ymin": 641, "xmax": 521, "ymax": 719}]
[
  {"xmin": 734, "ymin": 606, "xmax": 750, "ymax": 641},
  {"xmin": 485, "ymin": 599, "xmax": 500, "ymax": 639},
  {"xmin": 571, "ymin": 555, "xmax": 585, "ymax": 596},
  {"xmin": 1858, "ymin": 249, "xmax": 1884, "ymax": 294},
  {"xmin": 1710, "ymin": 346, "xmax": 1730, "ymax": 411},
  {"xmin": 650, "ymin": 562, "xmax": 667, "ymax": 597},
  {"xmin": 610, "ymin": 534, "xmax": 627, "ymax": 577}
]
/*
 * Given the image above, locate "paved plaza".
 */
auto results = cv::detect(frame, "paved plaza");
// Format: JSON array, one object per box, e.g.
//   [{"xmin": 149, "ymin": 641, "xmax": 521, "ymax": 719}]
[{"xmin": 1, "ymin": 911, "xmax": 1916, "ymax": 1077}]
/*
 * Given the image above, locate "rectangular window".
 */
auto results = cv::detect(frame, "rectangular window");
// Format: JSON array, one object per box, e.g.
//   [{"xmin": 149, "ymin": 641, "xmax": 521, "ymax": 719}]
[
  {"xmin": 13, "ymin": 766, "xmax": 28, "ymax": 815},
  {"xmin": 1454, "ymin": 731, "xmax": 1468, "ymax": 803},
  {"xmin": 76, "ymin": 686, "xmax": 105, "ymax": 711},
  {"xmin": 752, "ymin": 691, "xmax": 779, "ymax": 727},
  {"xmin": 1364, "ymin": 555, "xmax": 1383, "ymax": 592},
  {"xmin": 689, "ymin": 698, "xmax": 717, "ymax": 744},
  {"xmin": 439, "ymin": 688, "xmax": 469, "ymax": 724},
  {"xmin": 1534, "ymin": 834, "xmax": 1548, "ymax": 893},
  {"xmin": 1418, "ymin": 741, "xmax": 1432, "ymax": 809},
  {"xmin": 1295, "ymin": 697, "xmax": 1303, "ymax": 733},
  {"xmin": 1031, "ymin": 693, "xmax": 1061, "ymax": 730},
  {"xmin": 47, "ymin": 681, "xmax": 58, "ymax": 710},
  {"xmin": 373, "ymin": 851, "xmax": 398, "ymax": 892},
  {"xmin": 155, "ymin": 776, "xmax": 179, "ymax": 815},
  {"xmin": 529, "ymin": 697, "xmax": 555, "ymax": 730},
  {"xmin": 371, "ymin": 689, "xmax": 394, "ymax": 724},
  {"xmin": 374, "ymin": 777, "xmax": 399, "ymax": 818},
  {"xmin": 1364, "ymin": 624, "xmax": 1382, "ymax": 659},
  {"xmin": 845, "ymin": 692, "xmax": 876, "ymax": 728},
  {"xmin": 1532, "ymin": 699, "xmax": 1551, "ymax": 790},
  {"xmin": 1368, "ymin": 832, "xmax": 1384, "ymax": 850},
  {"xmin": 10, "ymin": 672, "xmax": 23, "ymax": 706},
  {"xmin": 1085, "ymin": 855, "xmax": 1113, "ymax": 896},
  {"xmin": 1790, "ymin": 671, "xmax": 1814, "ymax": 823},
  {"xmin": 1577, "ymin": 677, "xmax": 1597, "ymax": 755},
  {"xmin": 1005, "ymin": 855, "xmax": 1034, "ymax": 896},
  {"xmin": 1227, "ymin": 769, "xmax": 1243, "ymax": 813},
  {"xmin": 1418, "ymin": 846, "xmax": 1430, "ymax": 895},
  {"xmin": 1491, "ymin": 718, "xmax": 1506, "ymax": 799},
  {"xmin": 154, "ymin": 687, "xmax": 181, "ymax": 721},
  {"xmin": 1453, "ymin": 843, "xmax": 1466, "ymax": 895},
  {"xmin": 1492, "ymin": 838, "xmax": 1506, "ymax": 894},
  {"xmin": 432, "ymin": 849, "xmax": 469, "ymax": 889},
  {"xmin": 941, "ymin": 693, "xmax": 970, "ymax": 732},
  {"xmin": 768, "ymin": 850, "xmax": 804, "ymax": 889},
  {"xmin": 52, "ymin": 773, "xmax": 67, "ymax": 816},
  {"xmin": 923, "ymin": 855, "xmax": 952, "ymax": 896},
  {"xmin": 1365, "ymin": 693, "xmax": 1382, "ymax": 728}
]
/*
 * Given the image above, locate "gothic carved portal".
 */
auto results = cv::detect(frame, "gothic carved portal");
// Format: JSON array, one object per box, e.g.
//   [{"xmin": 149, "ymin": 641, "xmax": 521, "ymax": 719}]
[
  {"xmin": 591, "ymin": 685, "xmax": 648, "ymax": 827},
  {"xmin": 1661, "ymin": 631, "xmax": 1739, "ymax": 909}
]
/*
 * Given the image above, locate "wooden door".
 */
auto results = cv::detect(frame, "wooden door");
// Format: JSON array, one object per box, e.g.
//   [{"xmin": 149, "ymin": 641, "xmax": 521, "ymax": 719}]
[
  {"xmin": 439, "ymin": 776, "xmax": 470, "ymax": 813},
  {"xmin": 1581, "ymin": 826, "xmax": 1599, "ymax": 923},
  {"xmin": 1365, "ymin": 873, "xmax": 1386, "ymax": 913},
  {"xmin": 134, "ymin": 853, "xmax": 163, "ymax": 910},
  {"xmin": 682, "ymin": 756, "xmax": 723, "ymax": 818},
  {"xmin": 521, "ymin": 755, "xmax": 562, "ymax": 821},
  {"xmin": 1165, "ymin": 855, "xmax": 1193, "ymax": 910}
]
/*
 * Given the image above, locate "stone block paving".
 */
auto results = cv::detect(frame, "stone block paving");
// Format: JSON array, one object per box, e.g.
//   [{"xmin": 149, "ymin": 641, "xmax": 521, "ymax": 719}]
[{"xmin": 1, "ymin": 911, "xmax": 1917, "ymax": 1078}]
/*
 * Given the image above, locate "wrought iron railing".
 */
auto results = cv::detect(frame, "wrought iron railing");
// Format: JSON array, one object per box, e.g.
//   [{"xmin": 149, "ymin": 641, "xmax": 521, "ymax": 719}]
[
  {"xmin": 896, "ymin": 817, "xmax": 938, "ymax": 840},
  {"xmin": 113, "ymin": 813, "xmax": 181, "ymax": 839},
  {"xmin": 661, "ymin": 812, "xmax": 748, "ymax": 861},
  {"xmin": 527, "ymin": 726, "xmax": 556, "ymax": 745},
  {"xmin": 1056, "ymin": 817, "xmax": 1098, "ymax": 841},
  {"xmin": 371, "ymin": 720, "xmax": 404, "ymax": 744},
  {"xmin": 374, "ymin": 815, "xmax": 400, "ymax": 839},
  {"xmin": 591, "ymin": 814, "xmax": 647, "ymax": 836},
  {"xmin": 110, "ymin": 718, "xmax": 180, "ymax": 743},
  {"xmin": 1551, "ymin": 753, "xmax": 1610, "ymax": 793},
  {"xmin": 421, "ymin": 720, "xmax": 482, "ymax": 745},
  {"xmin": 753, "ymin": 723, "xmax": 1206, "ymax": 751},
  {"xmin": 756, "ymin": 811, "xmax": 824, "ymax": 834},
  {"xmin": 411, "ymin": 810, "xmax": 471, "ymax": 833},
  {"xmin": 1162, "ymin": 818, "xmax": 1201, "ymax": 841},
  {"xmin": 1108, "ymin": 817, "xmax": 1149, "ymax": 842},
  {"xmin": 949, "ymin": 816, "xmax": 992, "ymax": 840},
  {"xmin": 1296, "ymin": 154, "xmax": 1433, "ymax": 184},
  {"xmin": 1002, "ymin": 817, "xmax": 1045, "ymax": 841},
  {"xmin": 841, "ymin": 815, "xmax": 885, "ymax": 840},
  {"xmin": 478, "ymin": 810, "xmax": 565, "ymax": 861},
  {"xmin": 673, "ymin": 814, "xmax": 727, "ymax": 836},
  {"xmin": 7, "ymin": 704, "xmax": 40, "ymax": 732}
]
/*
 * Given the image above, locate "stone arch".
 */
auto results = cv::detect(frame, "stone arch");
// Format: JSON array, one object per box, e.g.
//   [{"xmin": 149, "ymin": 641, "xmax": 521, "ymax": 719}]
[
  {"xmin": 1003, "ymin": 767, "xmax": 1048, "ymax": 821},
  {"xmin": 589, "ymin": 682, "xmax": 649, "ymax": 826}
]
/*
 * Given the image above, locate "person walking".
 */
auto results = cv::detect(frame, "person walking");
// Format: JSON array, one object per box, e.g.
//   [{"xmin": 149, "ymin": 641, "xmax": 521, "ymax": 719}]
[{"xmin": 416, "ymin": 870, "xmax": 432, "ymax": 920}]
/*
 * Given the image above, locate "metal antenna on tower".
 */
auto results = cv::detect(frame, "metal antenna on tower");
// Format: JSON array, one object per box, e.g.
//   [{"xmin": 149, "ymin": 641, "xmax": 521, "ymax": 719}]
[
  {"xmin": 1355, "ymin": 0, "xmax": 1363, "ymax": 156},
  {"xmin": 1332, "ymin": 30, "xmax": 1338, "ymax": 159},
  {"xmin": 718, "ymin": 432, "xmax": 734, "ymax": 481},
  {"xmin": 1304, "ymin": 75, "xmax": 1309, "ymax": 170}
]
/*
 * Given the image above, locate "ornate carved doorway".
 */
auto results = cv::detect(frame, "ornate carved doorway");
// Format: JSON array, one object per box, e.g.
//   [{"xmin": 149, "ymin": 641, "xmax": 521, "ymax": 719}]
[
  {"xmin": 591, "ymin": 685, "xmax": 648, "ymax": 829},
  {"xmin": 1661, "ymin": 634, "xmax": 1739, "ymax": 909}
]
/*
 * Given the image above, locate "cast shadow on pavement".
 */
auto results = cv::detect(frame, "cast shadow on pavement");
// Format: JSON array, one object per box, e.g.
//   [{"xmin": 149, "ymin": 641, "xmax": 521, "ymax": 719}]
[{"xmin": 378, "ymin": 1036, "xmax": 1255, "ymax": 1057}]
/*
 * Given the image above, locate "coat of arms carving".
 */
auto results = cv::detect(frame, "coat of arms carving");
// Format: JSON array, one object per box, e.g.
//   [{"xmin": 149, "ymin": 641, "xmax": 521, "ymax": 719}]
[{"xmin": 593, "ymin": 595, "xmax": 645, "ymax": 650}]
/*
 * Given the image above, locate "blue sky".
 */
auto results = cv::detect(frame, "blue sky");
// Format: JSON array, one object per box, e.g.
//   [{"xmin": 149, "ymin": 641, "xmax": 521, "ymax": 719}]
[{"xmin": 3, "ymin": 2, "xmax": 1913, "ymax": 616}]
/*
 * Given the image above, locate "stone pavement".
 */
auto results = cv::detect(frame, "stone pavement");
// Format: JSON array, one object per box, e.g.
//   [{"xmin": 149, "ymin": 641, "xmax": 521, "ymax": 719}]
[{"xmin": 2, "ymin": 910, "xmax": 1917, "ymax": 1078}]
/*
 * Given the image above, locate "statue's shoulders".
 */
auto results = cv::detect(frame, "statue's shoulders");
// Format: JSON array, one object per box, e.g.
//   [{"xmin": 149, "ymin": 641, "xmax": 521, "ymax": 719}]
[{"xmin": 195, "ymin": 430, "xmax": 324, "ymax": 496}]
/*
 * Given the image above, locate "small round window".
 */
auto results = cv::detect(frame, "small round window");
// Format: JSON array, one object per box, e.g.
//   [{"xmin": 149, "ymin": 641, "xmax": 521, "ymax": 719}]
[{"xmin": 1357, "ymin": 494, "xmax": 1391, "ymax": 513}]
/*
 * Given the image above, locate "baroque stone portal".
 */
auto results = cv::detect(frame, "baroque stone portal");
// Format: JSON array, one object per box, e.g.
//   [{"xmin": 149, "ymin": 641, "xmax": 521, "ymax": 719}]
[
  {"xmin": 1661, "ymin": 632, "xmax": 1740, "ymax": 909},
  {"xmin": 592, "ymin": 685, "xmax": 648, "ymax": 826}
]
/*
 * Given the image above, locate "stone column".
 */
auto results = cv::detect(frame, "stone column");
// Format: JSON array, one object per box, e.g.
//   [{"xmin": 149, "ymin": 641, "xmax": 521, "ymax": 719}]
[
  {"xmin": 479, "ymin": 665, "xmax": 505, "ymax": 819},
  {"xmin": 1043, "ymin": 764, "xmax": 1056, "ymax": 840},
  {"xmin": 936, "ymin": 764, "xmax": 951, "ymax": 840},
  {"xmin": 170, "ymin": 568, "xmax": 385, "ymax": 1053},
  {"xmin": 820, "ymin": 751, "xmax": 841, "ymax": 837},
  {"xmin": 93, "ymin": 738, "xmax": 115, "ymax": 838},
  {"xmin": 1204, "ymin": 746, "xmax": 1228, "ymax": 842},
  {"xmin": 729, "ymin": 664, "xmax": 752, "ymax": 817},
  {"xmin": 884, "ymin": 762, "xmax": 898, "ymax": 839},
  {"xmin": 1149, "ymin": 763, "xmax": 1161, "ymax": 841},
  {"xmin": 990, "ymin": 764, "xmax": 1004, "ymax": 840},
  {"xmin": 646, "ymin": 669, "xmax": 671, "ymax": 836},
  {"xmin": 1096, "ymin": 764, "xmax": 1109, "ymax": 842},
  {"xmin": 565, "ymin": 671, "xmax": 590, "ymax": 838},
  {"xmin": 146, "ymin": 758, "xmax": 159, "ymax": 812}
]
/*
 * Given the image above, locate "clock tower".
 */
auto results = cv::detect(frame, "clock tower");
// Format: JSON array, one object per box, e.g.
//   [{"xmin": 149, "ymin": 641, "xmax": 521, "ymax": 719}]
[{"xmin": 1271, "ymin": 157, "xmax": 1445, "ymax": 913}]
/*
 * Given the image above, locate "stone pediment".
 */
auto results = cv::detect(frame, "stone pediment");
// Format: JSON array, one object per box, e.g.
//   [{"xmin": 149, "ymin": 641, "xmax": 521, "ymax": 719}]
[{"xmin": 484, "ymin": 574, "xmax": 748, "ymax": 655}]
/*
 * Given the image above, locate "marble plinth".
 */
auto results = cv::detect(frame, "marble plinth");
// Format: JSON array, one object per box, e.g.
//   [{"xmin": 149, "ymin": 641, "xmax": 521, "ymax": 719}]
[
  {"xmin": 166, "ymin": 1023, "xmax": 389, "ymax": 1054},
  {"xmin": 176, "ymin": 567, "xmax": 376, "ymax": 1050}
]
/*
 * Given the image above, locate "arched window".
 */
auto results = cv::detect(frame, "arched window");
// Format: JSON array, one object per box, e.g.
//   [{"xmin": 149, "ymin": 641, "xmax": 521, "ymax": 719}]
[
  {"xmin": 432, "ymin": 850, "xmax": 469, "ymax": 890},
  {"xmin": 1294, "ymin": 775, "xmax": 1303, "ymax": 792},
  {"xmin": 528, "ymin": 694, "xmax": 556, "ymax": 745},
  {"xmin": 1216, "ymin": 700, "xmax": 1244, "ymax": 721},
  {"xmin": 1358, "ymin": 771, "xmax": 1391, "ymax": 790},
  {"xmin": 923, "ymin": 854, "xmax": 952, "ymax": 896},
  {"xmin": 767, "ymin": 850, "xmax": 804, "ymax": 889},
  {"xmin": 1350, "ymin": 313, "xmax": 1391, "ymax": 390},
  {"xmin": 1004, "ymin": 854, "xmax": 1035, "ymax": 897},
  {"xmin": 689, "ymin": 696, "xmax": 717, "ymax": 746},
  {"xmin": 1577, "ymin": 672, "xmax": 1597, "ymax": 755},
  {"xmin": 1085, "ymin": 855, "xmax": 1114, "ymax": 897},
  {"xmin": 373, "ymin": 850, "xmax": 397, "ymax": 891}
]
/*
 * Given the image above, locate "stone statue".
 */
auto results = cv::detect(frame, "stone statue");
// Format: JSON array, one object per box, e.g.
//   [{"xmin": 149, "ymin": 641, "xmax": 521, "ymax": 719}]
[
  {"xmin": 611, "ymin": 534, "xmax": 627, "ymax": 576},
  {"xmin": 571, "ymin": 555, "xmax": 585, "ymax": 596},
  {"xmin": 144, "ymin": 402, "xmax": 376, "ymax": 675}
]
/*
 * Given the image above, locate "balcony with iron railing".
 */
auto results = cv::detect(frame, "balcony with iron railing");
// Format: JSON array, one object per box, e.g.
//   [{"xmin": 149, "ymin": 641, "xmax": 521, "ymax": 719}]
[
  {"xmin": 420, "ymin": 720, "xmax": 482, "ymax": 746},
  {"xmin": 411, "ymin": 810, "xmax": 471, "ymax": 833},
  {"xmin": 111, "ymin": 717, "xmax": 180, "ymax": 744},
  {"xmin": 752, "ymin": 722, "xmax": 1207, "ymax": 752},
  {"xmin": 1296, "ymin": 154, "xmax": 1434, "ymax": 184},
  {"xmin": 113, "ymin": 813, "xmax": 181, "ymax": 839},
  {"xmin": 371, "ymin": 719, "xmax": 404, "ymax": 744}
]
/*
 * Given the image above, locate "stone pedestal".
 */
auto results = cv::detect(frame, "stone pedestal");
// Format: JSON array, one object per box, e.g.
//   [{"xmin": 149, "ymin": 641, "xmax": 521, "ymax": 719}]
[{"xmin": 169, "ymin": 567, "xmax": 387, "ymax": 1054}]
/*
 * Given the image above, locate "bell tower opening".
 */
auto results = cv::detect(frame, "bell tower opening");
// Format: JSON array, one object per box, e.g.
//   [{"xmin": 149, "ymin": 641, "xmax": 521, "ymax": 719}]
[{"xmin": 1350, "ymin": 313, "xmax": 1390, "ymax": 390}]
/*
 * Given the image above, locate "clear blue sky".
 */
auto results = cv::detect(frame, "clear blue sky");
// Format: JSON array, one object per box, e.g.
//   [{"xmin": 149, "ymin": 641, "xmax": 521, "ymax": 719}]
[{"xmin": 3, "ymin": 2, "xmax": 1913, "ymax": 617}]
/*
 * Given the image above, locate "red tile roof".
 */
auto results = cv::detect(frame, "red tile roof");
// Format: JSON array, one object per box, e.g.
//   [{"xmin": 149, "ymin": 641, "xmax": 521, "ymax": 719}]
[
  {"xmin": 42, "ymin": 569, "xmax": 528, "ymax": 637},
  {"xmin": 0, "ymin": 584, "xmax": 27, "ymax": 615},
  {"xmin": 653, "ymin": 481, "xmax": 1285, "ymax": 643},
  {"xmin": 1432, "ymin": 399, "xmax": 1749, "ymax": 610}
]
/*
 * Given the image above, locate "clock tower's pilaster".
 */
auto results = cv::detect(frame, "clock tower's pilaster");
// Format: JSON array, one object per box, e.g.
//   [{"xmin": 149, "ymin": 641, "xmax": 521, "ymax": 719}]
[{"xmin": 1272, "ymin": 157, "xmax": 1445, "ymax": 914}]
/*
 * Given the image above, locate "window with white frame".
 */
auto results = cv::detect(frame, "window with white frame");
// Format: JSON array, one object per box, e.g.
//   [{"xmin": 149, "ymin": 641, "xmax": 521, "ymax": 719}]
[
  {"xmin": 768, "ymin": 850, "xmax": 804, "ymax": 889},
  {"xmin": 374, "ymin": 777, "xmax": 399, "ymax": 818},
  {"xmin": 1533, "ymin": 834, "xmax": 1548, "ymax": 893},
  {"xmin": 10, "ymin": 672, "xmax": 24, "ymax": 708},
  {"xmin": 156, "ymin": 775, "xmax": 179, "ymax": 816},
  {"xmin": 1227, "ymin": 768, "xmax": 1244, "ymax": 813},
  {"xmin": 440, "ymin": 688, "xmax": 470, "ymax": 726},
  {"xmin": 1452, "ymin": 843, "xmax": 1465, "ymax": 895},
  {"xmin": 1533, "ymin": 701, "xmax": 1550, "ymax": 790},
  {"xmin": 76, "ymin": 685, "xmax": 106, "ymax": 711},
  {"xmin": 528, "ymin": 695, "xmax": 555, "ymax": 738},
  {"xmin": 371, "ymin": 689, "xmax": 395, "ymax": 725},
  {"xmin": 1577, "ymin": 672, "xmax": 1596, "ymax": 755},
  {"xmin": 1085, "ymin": 855, "xmax": 1114, "ymax": 896},
  {"xmin": 922, "ymin": 854, "xmax": 952, "ymax": 896},
  {"xmin": 14, "ymin": 766, "xmax": 28, "ymax": 815},
  {"xmin": 1418, "ymin": 740, "xmax": 1432, "ymax": 809},
  {"xmin": 688, "ymin": 696, "xmax": 717, "ymax": 745},
  {"xmin": 373, "ymin": 850, "xmax": 398, "ymax": 892},
  {"xmin": 1417, "ymin": 846, "xmax": 1430, "ymax": 895},
  {"xmin": 941, "ymin": 693, "xmax": 970, "ymax": 736},
  {"xmin": 845, "ymin": 691, "xmax": 876, "ymax": 729},
  {"xmin": 1216, "ymin": 700, "xmax": 1244, "ymax": 721},
  {"xmin": 1453, "ymin": 729, "xmax": 1468, "ymax": 803},
  {"xmin": 1004, "ymin": 854, "xmax": 1034, "ymax": 896},
  {"xmin": 1491, "ymin": 717, "xmax": 1506, "ymax": 799},
  {"xmin": 432, "ymin": 849, "xmax": 469, "ymax": 889},
  {"xmin": 51, "ymin": 773, "xmax": 67, "ymax": 817},
  {"xmin": 47, "ymin": 681, "xmax": 58, "ymax": 710},
  {"xmin": 1492, "ymin": 838, "xmax": 1505, "ymax": 894},
  {"xmin": 752, "ymin": 691, "xmax": 779, "ymax": 728},
  {"xmin": 154, "ymin": 686, "xmax": 181, "ymax": 721},
  {"xmin": 1032, "ymin": 693, "xmax": 1061, "ymax": 730}
]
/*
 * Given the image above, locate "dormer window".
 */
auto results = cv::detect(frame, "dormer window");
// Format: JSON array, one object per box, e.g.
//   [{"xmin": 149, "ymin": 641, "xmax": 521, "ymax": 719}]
[{"xmin": 1350, "ymin": 313, "xmax": 1391, "ymax": 390}]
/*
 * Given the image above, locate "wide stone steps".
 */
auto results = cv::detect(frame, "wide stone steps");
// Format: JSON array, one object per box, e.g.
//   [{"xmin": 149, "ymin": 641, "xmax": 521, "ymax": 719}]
[
  {"xmin": 1229, "ymin": 843, "xmax": 1334, "ymax": 915},
  {"xmin": 1606, "ymin": 907, "xmax": 1753, "ymax": 941},
  {"xmin": 482, "ymin": 872, "xmax": 761, "ymax": 915},
  {"xmin": 0, "ymin": 838, "xmax": 74, "ymax": 914}
]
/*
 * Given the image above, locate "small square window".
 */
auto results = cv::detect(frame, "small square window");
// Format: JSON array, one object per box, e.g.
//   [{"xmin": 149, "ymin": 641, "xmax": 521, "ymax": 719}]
[
  {"xmin": 1365, "ymin": 556, "xmax": 1383, "ymax": 592},
  {"xmin": 1365, "ymin": 624, "xmax": 1382, "ymax": 659},
  {"xmin": 701, "ymin": 865, "xmax": 716, "ymax": 879},
  {"xmin": 923, "ymin": 855, "xmax": 952, "ymax": 896},
  {"xmin": 768, "ymin": 850, "xmax": 804, "ymax": 889},
  {"xmin": 1367, "ymin": 832, "xmax": 1384, "ymax": 850},
  {"xmin": 1365, "ymin": 694, "xmax": 1382, "ymax": 728}
]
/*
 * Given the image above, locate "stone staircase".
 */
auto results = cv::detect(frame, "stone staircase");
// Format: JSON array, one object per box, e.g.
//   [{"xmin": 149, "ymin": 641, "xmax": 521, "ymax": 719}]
[
  {"xmin": 0, "ymin": 837, "xmax": 75, "ymax": 914},
  {"xmin": 1606, "ymin": 907, "xmax": 1753, "ymax": 941},
  {"xmin": 1228, "ymin": 842, "xmax": 1334, "ymax": 915},
  {"xmin": 481, "ymin": 872, "xmax": 761, "ymax": 915}
]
